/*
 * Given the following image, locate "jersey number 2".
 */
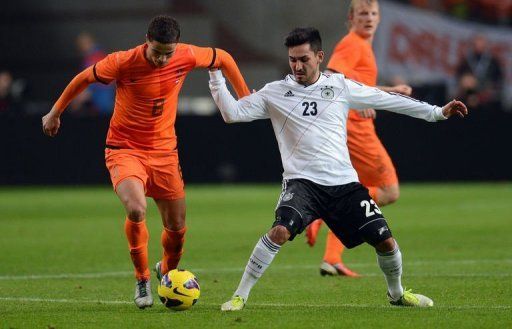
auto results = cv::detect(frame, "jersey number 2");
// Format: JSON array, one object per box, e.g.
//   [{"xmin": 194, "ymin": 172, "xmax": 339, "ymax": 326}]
[
  {"xmin": 152, "ymin": 98, "xmax": 165, "ymax": 116},
  {"xmin": 360, "ymin": 200, "xmax": 382, "ymax": 217}
]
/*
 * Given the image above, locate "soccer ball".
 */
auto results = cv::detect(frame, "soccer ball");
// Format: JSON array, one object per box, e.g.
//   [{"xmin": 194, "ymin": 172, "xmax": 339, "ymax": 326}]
[{"xmin": 157, "ymin": 269, "xmax": 200, "ymax": 311}]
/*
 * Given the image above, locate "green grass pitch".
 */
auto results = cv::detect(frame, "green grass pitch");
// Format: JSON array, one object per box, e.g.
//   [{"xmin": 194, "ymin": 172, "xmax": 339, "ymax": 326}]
[{"xmin": 0, "ymin": 183, "xmax": 511, "ymax": 328}]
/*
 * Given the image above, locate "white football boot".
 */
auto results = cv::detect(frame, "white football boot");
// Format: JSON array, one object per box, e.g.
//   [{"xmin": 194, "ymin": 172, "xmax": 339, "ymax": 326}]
[{"xmin": 134, "ymin": 279, "xmax": 153, "ymax": 309}]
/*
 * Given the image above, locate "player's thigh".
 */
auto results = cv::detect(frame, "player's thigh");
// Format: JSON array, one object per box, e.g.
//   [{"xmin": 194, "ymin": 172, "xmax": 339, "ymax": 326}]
[
  {"xmin": 105, "ymin": 149, "xmax": 149, "ymax": 192},
  {"xmin": 347, "ymin": 122, "xmax": 398, "ymax": 187},
  {"xmin": 324, "ymin": 183, "xmax": 393, "ymax": 249},
  {"xmin": 273, "ymin": 179, "xmax": 322, "ymax": 241},
  {"xmin": 154, "ymin": 198, "xmax": 186, "ymax": 230},
  {"xmin": 116, "ymin": 178, "xmax": 147, "ymax": 217},
  {"xmin": 146, "ymin": 151, "xmax": 185, "ymax": 200},
  {"xmin": 105, "ymin": 149, "xmax": 149, "ymax": 217}
]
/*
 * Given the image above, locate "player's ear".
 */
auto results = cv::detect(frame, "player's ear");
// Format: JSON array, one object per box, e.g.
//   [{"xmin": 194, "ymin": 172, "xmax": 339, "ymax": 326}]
[{"xmin": 317, "ymin": 50, "xmax": 324, "ymax": 63}]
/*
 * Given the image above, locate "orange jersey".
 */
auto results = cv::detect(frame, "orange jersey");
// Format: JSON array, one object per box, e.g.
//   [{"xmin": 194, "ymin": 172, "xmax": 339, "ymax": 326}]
[
  {"xmin": 54, "ymin": 43, "xmax": 250, "ymax": 151},
  {"xmin": 94, "ymin": 43, "xmax": 244, "ymax": 150},
  {"xmin": 327, "ymin": 31, "xmax": 377, "ymax": 122}
]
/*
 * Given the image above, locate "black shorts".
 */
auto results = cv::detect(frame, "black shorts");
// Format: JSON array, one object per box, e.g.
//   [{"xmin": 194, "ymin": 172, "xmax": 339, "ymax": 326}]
[{"xmin": 273, "ymin": 179, "xmax": 392, "ymax": 248}]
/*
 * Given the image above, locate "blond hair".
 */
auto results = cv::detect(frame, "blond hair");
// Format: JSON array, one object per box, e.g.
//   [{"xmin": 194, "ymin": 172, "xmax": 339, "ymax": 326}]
[
  {"xmin": 347, "ymin": 0, "xmax": 379, "ymax": 28},
  {"xmin": 348, "ymin": 0, "xmax": 378, "ymax": 15}
]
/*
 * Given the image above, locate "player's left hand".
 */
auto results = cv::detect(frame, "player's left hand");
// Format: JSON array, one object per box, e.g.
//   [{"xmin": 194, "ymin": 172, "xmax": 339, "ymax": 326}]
[
  {"xmin": 357, "ymin": 108, "xmax": 377, "ymax": 119},
  {"xmin": 441, "ymin": 99, "xmax": 468, "ymax": 118}
]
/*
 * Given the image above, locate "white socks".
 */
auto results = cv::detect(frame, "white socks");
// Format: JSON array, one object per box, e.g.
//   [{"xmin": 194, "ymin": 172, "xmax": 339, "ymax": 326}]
[
  {"xmin": 234, "ymin": 234, "xmax": 281, "ymax": 301},
  {"xmin": 377, "ymin": 245, "xmax": 404, "ymax": 300}
]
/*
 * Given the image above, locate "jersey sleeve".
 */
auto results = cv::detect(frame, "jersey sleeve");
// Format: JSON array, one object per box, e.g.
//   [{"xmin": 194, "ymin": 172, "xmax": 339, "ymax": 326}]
[
  {"xmin": 190, "ymin": 45, "xmax": 216, "ymax": 69},
  {"xmin": 209, "ymin": 70, "xmax": 268, "ymax": 122},
  {"xmin": 341, "ymin": 76, "xmax": 446, "ymax": 122},
  {"xmin": 53, "ymin": 66, "xmax": 97, "ymax": 113},
  {"xmin": 93, "ymin": 52, "xmax": 120, "ymax": 84},
  {"xmin": 327, "ymin": 39, "xmax": 362, "ymax": 80},
  {"xmin": 190, "ymin": 45, "xmax": 251, "ymax": 99}
]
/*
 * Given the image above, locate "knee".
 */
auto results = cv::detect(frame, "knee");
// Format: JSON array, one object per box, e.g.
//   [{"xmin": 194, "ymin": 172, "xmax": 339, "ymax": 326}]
[
  {"xmin": 374, "ymin": 237, "xmax": 396, "ymax": 253},
  {"xmin": 164, "ymin": 210, "xmax": 186, "ymax": 231},
  {"xmin": 379, "ymin": 185, "xmax": 400, "ymax": 206},
  {"xmin": 166, "ymin": 217, "xmax": 185, "ymax": 231},
  {"xmin": 267, "ymin": 226, "xmax": 291, "ymax": 246},
  {"xmin": 126, "ymin": 203, "xmax": 146, "ymax": 221}
]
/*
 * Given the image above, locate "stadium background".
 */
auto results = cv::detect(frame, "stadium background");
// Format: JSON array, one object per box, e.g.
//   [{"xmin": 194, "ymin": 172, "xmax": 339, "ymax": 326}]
[{"xmin": 1, "ymin": 0, "xmax": 511, "ymax": 184}]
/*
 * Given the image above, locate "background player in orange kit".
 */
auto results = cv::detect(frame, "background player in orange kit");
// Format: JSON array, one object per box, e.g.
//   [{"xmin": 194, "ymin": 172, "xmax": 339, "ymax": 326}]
[
  {"xmin": 306, "ymin": 0, "xmax": 413, "ymax": 277},
  {"xmin": 42, "ymin": 15, "xmax": 250, "ymax": 309}
]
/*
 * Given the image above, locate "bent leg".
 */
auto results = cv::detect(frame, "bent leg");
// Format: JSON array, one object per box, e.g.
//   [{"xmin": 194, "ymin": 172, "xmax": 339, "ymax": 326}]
[{"xmin": 155, "ymin": 198, "xmax": 186, "ymax": 273}]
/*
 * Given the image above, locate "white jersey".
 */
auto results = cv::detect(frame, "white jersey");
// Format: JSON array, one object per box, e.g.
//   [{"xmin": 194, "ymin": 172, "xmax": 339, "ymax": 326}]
[{"xmin": 209, "ymin": 70, "xmax": 446, "ymax": 186}]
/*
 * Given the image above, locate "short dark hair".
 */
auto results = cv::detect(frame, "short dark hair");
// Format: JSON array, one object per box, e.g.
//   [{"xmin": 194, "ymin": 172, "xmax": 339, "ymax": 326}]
[
  {"xmin": 284, "ymin": 27, "xmax": 322, "ymax": 52},
  {"xmin": 147, "ymin": 15, "xmax": 181, "ymax": 44}
]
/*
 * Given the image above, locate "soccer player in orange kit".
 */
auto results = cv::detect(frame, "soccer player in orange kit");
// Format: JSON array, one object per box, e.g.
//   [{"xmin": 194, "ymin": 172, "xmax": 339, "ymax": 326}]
[
  {"xmin": 42, "ymin": 15, "xmax": 250, "ymax": 309},
  {"xmin": 306, "ymin": 0, "xmax": 413, "ymax": 277}
]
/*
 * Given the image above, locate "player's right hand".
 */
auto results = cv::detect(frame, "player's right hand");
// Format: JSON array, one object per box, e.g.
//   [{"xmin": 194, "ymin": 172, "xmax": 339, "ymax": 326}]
[{"xmin": 42, "ymin": 112, "xmax": 61, "ymax": 137}]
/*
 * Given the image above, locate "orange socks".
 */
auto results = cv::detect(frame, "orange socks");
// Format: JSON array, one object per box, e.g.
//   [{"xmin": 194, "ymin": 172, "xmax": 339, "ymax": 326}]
[
  {"xmin": 124, "ymin": 218, "xmax": 150, "ymax": 280},
  {"xmin": 124, "ymin": 219, "xmax": 187, "ymax": 279},
  {"xmin": 161, "ymin": 226, "xmax": 187, "ymax": 274},
  {"xmin": 323, "ymin": 230, "xmax": 345, "ymax": 264}
]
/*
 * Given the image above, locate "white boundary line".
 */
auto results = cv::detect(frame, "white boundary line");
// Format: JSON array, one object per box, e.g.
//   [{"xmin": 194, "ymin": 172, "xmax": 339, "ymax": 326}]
[
  {"xmin": 0, "ymin": 259, "xmax": 511, "ymax": 281},
  {"xmin": 0, "ymin": 297, "xmax": 509, "ymax": 310},
  {"xmin": 0, "ymin": 270, "xmax": 510, "ymax": 281}
]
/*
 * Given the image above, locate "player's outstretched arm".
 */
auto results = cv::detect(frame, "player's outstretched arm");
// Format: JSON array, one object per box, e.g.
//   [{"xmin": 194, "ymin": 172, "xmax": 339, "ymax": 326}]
[
  {"xmin": 353, "ymin": 85, "xmax": 412, "ymax": 119},
  {"xmin": 208, "ymin": 69, "xmax": 268, "ymax": 123},
  {"xmin": 42, "ymin": 66, "xmax": 97, "ymax": 137},
  {"xmin": 214, "ymin": 49, "xmax": 251, "ymax": 99},
  {"xmin": 343, "ymin": 77, "xmax": 468, "ymax": 122}
]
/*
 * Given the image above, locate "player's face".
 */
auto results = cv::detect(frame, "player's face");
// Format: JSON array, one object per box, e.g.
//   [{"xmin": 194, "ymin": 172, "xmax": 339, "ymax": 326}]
[
  {"xmin": 145, "ymin": 39, "xmax": 177, "ymax": 68},
  {"xmin": 288, "ymin": 43, "xmax": 324, "ymax": 85},
  {"xmin": 350, "ymin": 1, "xmax": 380, "ymax": 39}
]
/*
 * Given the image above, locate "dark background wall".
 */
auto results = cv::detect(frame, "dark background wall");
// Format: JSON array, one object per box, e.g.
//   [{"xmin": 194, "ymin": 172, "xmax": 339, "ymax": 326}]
[{"xmin": 3, "ymin": 108, "xmax": 510, "ymax": 185}]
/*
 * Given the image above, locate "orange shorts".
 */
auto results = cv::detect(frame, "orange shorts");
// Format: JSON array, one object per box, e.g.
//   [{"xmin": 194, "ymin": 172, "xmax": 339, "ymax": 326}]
[
  {"xmin": 347, "ymin": 117, "xmax": 398, "ymax": 188},
  {"xmin": 105, "ymin": 148, "xmax": 185, "ymax": 200}
]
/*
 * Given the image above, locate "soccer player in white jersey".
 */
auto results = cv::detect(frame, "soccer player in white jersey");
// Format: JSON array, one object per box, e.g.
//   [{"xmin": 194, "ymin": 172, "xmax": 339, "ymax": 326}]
[{"xmin": 209, "ymin": 27, "xmax": 467, "ymax": 311}]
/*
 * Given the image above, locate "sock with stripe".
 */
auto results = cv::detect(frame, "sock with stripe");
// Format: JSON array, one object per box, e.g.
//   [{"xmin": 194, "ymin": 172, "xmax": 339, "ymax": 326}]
[
  {"xmin": 376, "ymin": 243, "xmax": 404, "ymax": 300},
  {"xmin": 124, "ymin": 218, "xmax": 150, "ymax": 280},
  {"xmin": 234, "ymin": 234, "xmax": 281, "ymax": 301}
]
